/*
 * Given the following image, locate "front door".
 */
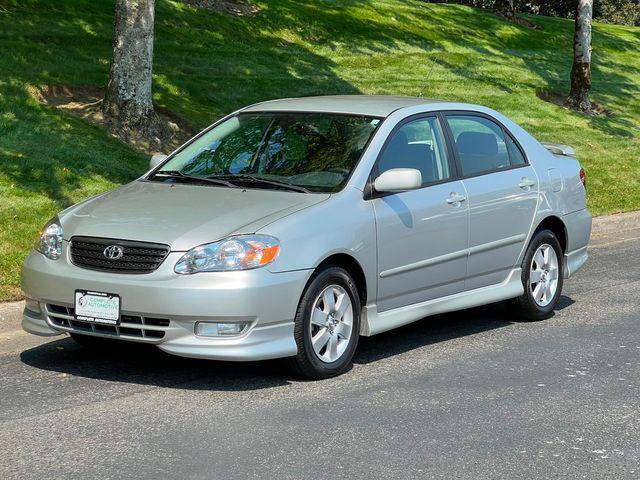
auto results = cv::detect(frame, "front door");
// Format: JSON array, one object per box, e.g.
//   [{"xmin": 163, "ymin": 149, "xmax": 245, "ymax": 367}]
[{"xmin": 372, "ymin": 115, "xmax": 469, "ymax": 312}]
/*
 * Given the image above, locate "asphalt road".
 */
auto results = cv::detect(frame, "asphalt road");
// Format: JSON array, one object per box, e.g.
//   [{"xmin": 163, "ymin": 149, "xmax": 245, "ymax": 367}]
[{"xmin": 1, "ymin": 212, "xmax": 639, "ymax": 480}]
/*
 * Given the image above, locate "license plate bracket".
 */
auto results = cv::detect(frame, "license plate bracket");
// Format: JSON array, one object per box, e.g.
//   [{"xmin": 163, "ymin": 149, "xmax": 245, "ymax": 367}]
[{"xmin": 74, "ymin": 290, "xmax": 121, "ymax": 325}]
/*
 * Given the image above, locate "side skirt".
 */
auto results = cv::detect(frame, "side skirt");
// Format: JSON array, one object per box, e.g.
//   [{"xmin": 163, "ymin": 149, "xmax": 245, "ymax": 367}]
[
  {"xmin": 360, "ymin": 268, "xmax": 523, "ymax": 336},
  {"xmin": 564, "ymin": 246, "xmax": 588, "ymax": 279}
]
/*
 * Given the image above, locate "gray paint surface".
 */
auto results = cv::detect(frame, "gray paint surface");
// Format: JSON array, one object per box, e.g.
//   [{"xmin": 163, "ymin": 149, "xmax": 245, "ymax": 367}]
[
  {"xmin": 60, "ymin": 181, "xmax": 329, "ymax": 251},
  {"xmin": 243, "ymin": 94, "xmax": 447, "ymax": 116},
  {"xmin": 1, "ymin": 212, "xmax": 639, "ymax": 479}
]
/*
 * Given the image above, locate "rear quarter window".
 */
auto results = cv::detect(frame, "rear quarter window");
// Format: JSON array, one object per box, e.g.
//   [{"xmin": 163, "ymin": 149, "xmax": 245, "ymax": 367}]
[{"xmin": 506, "ymin": 134, "xmax": 527, "ymax": 166}]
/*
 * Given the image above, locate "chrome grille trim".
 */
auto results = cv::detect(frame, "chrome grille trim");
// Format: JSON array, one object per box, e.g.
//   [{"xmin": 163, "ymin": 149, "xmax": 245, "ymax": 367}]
[
  {"xmin": 45, "ymin": 303, "xmax": 169, "ymax": 342},
  {"xmin": 69, "ymin": 236, "xmax": 170, "ymax": 274}
]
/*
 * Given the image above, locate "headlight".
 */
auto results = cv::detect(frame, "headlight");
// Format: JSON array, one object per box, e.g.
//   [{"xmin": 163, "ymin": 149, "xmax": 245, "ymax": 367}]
[
  {"xmin": 34, "ymin": 216, "xmax": 64, "ymax": 260},
  {"xmin": 175, "ymin": 234, "xmax": 280, "ymax": 274}
]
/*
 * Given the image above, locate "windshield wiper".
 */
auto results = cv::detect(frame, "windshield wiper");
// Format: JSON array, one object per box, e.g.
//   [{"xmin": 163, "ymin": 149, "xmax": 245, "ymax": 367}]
[
  {"xmin": 208, "ymin": 174, "xmax": 310, "ymax": 193},
  {"xmin": 153, "ymin": 170, "xmax": 238, "ymax": 188}
]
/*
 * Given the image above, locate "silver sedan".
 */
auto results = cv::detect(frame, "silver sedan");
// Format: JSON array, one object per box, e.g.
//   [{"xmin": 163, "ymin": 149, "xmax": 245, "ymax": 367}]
[{"xmin": 21, "ymin": 96, "xmax": 591, "ymax": 379}]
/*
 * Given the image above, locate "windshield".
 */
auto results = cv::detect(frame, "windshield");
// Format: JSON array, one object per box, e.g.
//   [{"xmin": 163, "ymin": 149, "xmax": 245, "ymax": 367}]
[{"xmin": 149, "ymin": 112, "xmax": 381, "ymax": 193}]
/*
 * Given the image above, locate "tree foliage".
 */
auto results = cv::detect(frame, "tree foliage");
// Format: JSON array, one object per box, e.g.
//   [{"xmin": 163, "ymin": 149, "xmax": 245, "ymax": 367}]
[
  {"xmin": 425, "ymin": 0, "xmax": 577, "ymax": 16},
  {"xmin": 597, "ymin": 0, "xmax": 640, "ymax": 26},
  {"xmin": 425, "ymin": 0, "xmax": 640, "ymax": 25}
]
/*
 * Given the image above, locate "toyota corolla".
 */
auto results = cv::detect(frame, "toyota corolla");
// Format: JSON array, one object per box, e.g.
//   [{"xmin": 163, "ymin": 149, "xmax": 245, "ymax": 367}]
[{"xmin": 21, "ymin": 96, "xmax": 591, "ymax": 379}]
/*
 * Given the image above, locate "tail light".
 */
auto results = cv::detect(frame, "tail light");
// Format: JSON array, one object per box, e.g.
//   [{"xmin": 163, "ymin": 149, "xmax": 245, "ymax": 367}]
[{"xmin": 579, "ymin": 168, "xmax": 586, "ymax": 191}]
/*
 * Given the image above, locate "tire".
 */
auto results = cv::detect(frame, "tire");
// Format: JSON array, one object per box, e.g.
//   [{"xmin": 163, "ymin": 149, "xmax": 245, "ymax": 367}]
[
  {"xmin": 69, "ymin": 333, "xmax": 119, "ymax": 350},
  {"xmin": 507, "ymin": 229, "xmax": 564, "ymax": 321},
  {"xmin": 289, "ymin": 266, "xmax": 361, "ymax": 380}
]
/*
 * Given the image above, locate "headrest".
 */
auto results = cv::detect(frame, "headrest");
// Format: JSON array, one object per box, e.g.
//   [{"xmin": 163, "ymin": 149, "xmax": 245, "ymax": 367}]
[{"xmin": 456, "ymin": 131, "xmax": 498, "ymax": 156}]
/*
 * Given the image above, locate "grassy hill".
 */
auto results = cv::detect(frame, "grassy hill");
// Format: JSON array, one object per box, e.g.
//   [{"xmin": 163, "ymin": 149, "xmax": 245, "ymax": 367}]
[{"xmin": 1, "ymin": 0, "xmax": 639, "ymax": 300}]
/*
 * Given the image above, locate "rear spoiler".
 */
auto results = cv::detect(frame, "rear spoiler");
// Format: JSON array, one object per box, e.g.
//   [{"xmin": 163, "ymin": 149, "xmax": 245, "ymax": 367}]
[{"xmin": 542, "ymin": 143, "xmax": 576, "ymax": 157}]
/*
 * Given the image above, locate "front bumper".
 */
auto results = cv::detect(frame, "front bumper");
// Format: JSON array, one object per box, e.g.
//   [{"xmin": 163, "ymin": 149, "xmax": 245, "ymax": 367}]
[{"xmin": 21, "ymin": 246, "xmax": 311, "ymax": 361}]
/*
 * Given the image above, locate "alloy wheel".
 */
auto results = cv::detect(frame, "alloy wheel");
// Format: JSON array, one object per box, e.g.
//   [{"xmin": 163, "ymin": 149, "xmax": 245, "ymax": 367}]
[
  {"xmin": 529, "ymin": 243, "xmax": 560, "ymax": 307},
  {"xmin": 308, "ymin": 284, "xmax": 354, "ymax": 363}
]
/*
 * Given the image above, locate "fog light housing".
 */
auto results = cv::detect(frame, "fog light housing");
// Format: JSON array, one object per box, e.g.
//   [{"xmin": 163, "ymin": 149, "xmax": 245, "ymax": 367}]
[
  {"xmin": 195, "ymin": 322, "xmax": 249, "ymax": 337},
  {"xmin": 24, "ymin": 297, "xmax": 42, "ymax": 316}
]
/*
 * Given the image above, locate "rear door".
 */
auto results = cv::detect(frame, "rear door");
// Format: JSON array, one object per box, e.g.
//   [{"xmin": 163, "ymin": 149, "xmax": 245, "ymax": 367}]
[
  {"xmin": 444, "ymin": 113, "xmax": 538, "ymax": 290},
  {"xmin": 371, "ymin": 114, "xmax": 469, "ymax": 312}
]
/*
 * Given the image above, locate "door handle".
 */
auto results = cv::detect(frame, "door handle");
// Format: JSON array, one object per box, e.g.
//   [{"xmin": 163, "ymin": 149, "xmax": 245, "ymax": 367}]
[
  {"xmin": 518, "ymin": 178, "xmax": 536, "ymax": 189},
  {"xmin": 446, "ymin": 193, "xmax": 467, "ymax": 205}
]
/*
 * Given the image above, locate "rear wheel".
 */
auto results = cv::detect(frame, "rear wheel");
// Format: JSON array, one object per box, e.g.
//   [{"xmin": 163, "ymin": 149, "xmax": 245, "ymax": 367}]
[
  {"xmin": 289, "ymin": 266, "xmax": 361, "ymax": 379},
  {"xmin": 507, "ymin": 229, "xmax": 564, "ymax": 321}
]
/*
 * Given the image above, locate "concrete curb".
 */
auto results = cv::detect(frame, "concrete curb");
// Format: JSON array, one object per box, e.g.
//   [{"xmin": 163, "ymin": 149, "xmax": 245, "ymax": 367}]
[
  {"xmin": 592, "ymin": 210, "xmax": 640, "ymax": 236},
  {"xmin": 0, "ymin": 300, "xmax": 24, "ymax": 332},
  {"xmin": 590, "ymin": 210, "xmax": 640, "ymax": 248}
]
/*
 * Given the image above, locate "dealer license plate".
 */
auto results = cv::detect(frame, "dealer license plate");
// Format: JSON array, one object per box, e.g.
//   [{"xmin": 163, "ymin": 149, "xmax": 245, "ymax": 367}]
[{"xmin": 74, "ymin": 290, "xmax": 121, "ymax": 325}]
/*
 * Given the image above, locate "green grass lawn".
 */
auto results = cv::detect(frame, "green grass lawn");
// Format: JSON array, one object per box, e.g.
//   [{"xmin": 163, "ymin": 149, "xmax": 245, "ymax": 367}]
[{"xmin": 0, "ymin": 0, "xmax": 639, "ymax": 300}]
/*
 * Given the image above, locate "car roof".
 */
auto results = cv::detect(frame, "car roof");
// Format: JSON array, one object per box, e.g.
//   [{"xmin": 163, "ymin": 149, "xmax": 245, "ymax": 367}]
[{"xmin": 241, "ymin": 95, "xmax": 449, "ymax": 117}]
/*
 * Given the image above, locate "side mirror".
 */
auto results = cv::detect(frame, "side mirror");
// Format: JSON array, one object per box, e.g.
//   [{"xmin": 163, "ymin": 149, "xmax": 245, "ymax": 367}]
[
  {"xmin": 373, "ymin": 168, "xmax": 422, "ymax": 193},
  {"xmin": 149, "ymin": 153, "xmax": 168, "ymax": 170}
]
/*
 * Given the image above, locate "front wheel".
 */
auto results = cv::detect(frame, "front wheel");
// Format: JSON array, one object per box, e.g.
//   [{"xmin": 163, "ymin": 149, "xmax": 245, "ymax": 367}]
[
  {"xmin": 289, "ymin": 266, "xmax": 361, "ymax": 379},
  {"xmin": 507, "ymin": 229, "xmax": 564, "ymax": 321}
]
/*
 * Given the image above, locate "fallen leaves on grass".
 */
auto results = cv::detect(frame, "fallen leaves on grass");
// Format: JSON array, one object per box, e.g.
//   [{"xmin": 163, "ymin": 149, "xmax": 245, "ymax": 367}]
[
  {"xmin": 536, "ymin": 88, "xmax": 613, "ymax": 117},
  {"xmin": 29, "ymin": 84, "xmax": 194, "ymax": 156}
]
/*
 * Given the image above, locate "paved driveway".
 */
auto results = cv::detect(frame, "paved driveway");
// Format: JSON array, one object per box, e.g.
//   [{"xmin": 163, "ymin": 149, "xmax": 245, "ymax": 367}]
[{"xmin": 1, "ymin": 212, "xmax": 639, "ymax": 479}]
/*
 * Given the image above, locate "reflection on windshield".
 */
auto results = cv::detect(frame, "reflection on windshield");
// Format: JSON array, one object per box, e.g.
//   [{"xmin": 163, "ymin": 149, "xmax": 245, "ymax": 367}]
[{"xmin": 152, "ymin": 112, "xmax": 381, "ymax": 193}]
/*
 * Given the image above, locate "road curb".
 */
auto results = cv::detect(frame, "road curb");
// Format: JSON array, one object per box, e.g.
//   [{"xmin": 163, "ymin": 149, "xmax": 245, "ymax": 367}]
[
  {"xmin": 0, "ymin": 300, "xmax": 24, "ymax": 333},
  {"xmin": 592, "ymin": 210, "xmax": 640, "ymax": 235}
]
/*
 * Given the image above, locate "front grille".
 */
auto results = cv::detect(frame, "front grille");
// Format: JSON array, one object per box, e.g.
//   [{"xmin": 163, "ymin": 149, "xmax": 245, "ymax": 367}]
[
  {"xmin": 46, "ymin": 303, "xmax": 168, "ymax": 341},
  {"xmin": 70, "ymin": 236, "xmax": 170, "ymax": 274}
]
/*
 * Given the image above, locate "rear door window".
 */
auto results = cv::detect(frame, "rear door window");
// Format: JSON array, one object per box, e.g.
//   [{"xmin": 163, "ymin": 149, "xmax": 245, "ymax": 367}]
[{"xmin": 446, "ymin": 115, "xmax": 511, "ymax": 176}]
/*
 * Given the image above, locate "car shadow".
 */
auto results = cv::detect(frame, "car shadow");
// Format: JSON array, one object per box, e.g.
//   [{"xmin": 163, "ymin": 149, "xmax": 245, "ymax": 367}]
[
  {"xmin": 19, "ymin": 296, "xmax": 574, "ymax": 389},
  {"xmin": 19, "ymin": 338, "xmax": 291, "ymax": 391},
  {"xmin": 354, "ymin": 295, "xmax": 573, "ymax": 365},
  {"xmin": 555, "ymin": 295, "xmax": 576, "ymax": 311},
  {"xmin": 354, "ymin": 302, "xmax": 513, "ymax": 365}
]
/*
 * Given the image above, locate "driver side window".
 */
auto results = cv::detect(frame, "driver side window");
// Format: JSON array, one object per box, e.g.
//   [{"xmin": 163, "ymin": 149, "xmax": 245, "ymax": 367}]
[{"xmin": 377, "ymin": 117, "xmax": 451, "ymax": 187}]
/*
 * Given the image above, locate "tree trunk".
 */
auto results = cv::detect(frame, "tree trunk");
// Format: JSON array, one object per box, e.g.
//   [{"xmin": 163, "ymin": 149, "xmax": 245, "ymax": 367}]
[
  {"xmin": 494, "ymin": 0, "xmax": 516, "ymax": 19},
  {"xmin": 568, "ymin": 0, "xmax": 593, "ymax": 112},
  {"xmin": 103, "ymin": 0, "xmax": 156, "ymax": 129}
]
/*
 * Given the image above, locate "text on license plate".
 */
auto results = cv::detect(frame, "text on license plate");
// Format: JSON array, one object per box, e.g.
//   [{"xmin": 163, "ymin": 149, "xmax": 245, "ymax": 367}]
[{"xmin": 74, "ymin": 290, "xmax": 120, "ymax": 325}]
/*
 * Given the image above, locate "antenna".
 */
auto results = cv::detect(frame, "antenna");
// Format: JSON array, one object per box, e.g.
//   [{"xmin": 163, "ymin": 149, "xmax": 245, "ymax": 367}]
[{"xmin": 418, "ymin": 55, "xmax": 439, "ymax": 98}]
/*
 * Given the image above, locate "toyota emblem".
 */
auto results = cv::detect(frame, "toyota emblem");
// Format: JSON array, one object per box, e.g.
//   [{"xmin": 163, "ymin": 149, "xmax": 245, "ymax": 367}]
[{"xmin": 103, "ymin": 245, "xmax": 124, "ymax": 260}]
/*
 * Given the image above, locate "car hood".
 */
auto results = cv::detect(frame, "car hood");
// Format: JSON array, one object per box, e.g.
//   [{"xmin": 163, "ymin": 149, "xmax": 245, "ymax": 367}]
[{"xmin": 60, "ymin": 181, "xmax": 329, "ymax": 251}]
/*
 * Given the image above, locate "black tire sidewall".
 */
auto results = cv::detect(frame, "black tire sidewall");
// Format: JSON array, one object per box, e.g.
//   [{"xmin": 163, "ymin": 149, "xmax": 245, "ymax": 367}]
[
  {"xmin": 521, "ymin": 229, "xmax": 564, "ymax": 317},
  {"xmin": 293, "ymin": 266, "xmax": 361, "ymax": 378}
]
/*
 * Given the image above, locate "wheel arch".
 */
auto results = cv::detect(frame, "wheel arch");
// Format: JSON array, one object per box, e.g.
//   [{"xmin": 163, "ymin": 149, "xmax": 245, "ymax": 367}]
[
  {"xmin": 533, "ymin": 215, "xmax": 567, "ymax": 253},
  {"xmin": 312, "ymin": 253, "xmax": 368, "ymax": 307}
]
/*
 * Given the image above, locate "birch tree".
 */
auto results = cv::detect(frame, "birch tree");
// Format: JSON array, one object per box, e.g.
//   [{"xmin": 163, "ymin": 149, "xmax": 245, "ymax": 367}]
[
  {"xmin": 567, "ymin": 0, "xmax": 594, "ymax": 112},
  {"xmin": 102, "ymin": 0, "xmax": 156, "ymax": 131}
]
